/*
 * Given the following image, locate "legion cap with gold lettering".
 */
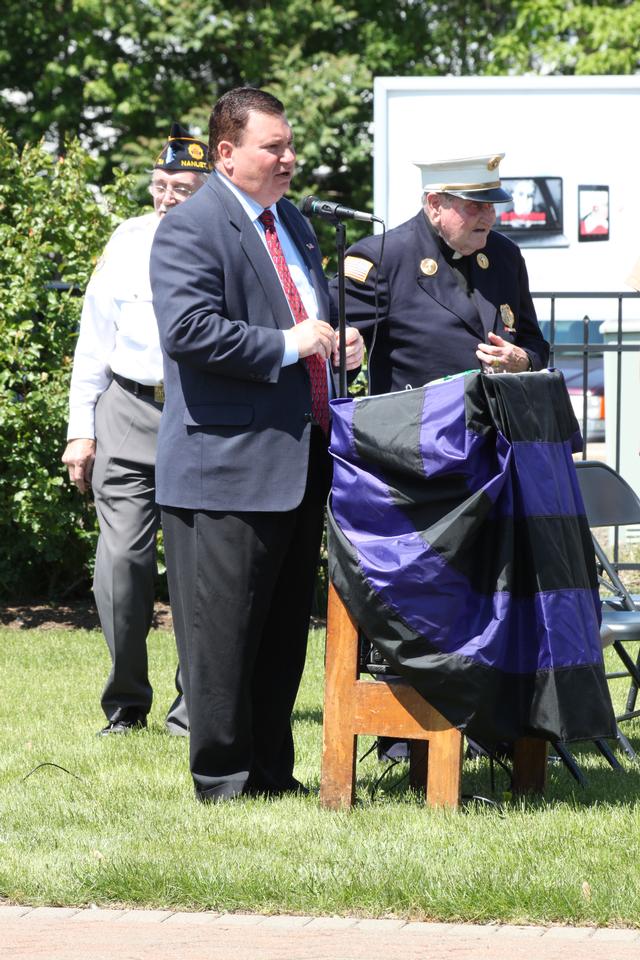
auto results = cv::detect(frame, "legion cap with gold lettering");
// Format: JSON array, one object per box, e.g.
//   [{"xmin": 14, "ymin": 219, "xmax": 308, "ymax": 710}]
[{"xmin": 154, "ymin": 122, "xmax": 209, "ymax": 172}]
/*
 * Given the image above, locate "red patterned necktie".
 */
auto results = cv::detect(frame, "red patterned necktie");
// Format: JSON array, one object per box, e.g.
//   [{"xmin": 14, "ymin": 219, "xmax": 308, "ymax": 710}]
[{"xmin": 258, "ymin": 209, "xmax": 329, "ymax": 435}]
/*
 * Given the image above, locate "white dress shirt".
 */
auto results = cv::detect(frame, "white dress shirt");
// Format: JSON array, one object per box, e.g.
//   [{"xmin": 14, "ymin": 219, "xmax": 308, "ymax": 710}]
[{"xmin": 66, "ymin": 212, "xmax": 162, "ymax": 439}]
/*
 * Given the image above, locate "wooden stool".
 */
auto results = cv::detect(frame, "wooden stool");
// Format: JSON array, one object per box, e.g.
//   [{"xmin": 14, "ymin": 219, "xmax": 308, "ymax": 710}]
[{"xmin": 320, "ymin": 583, "xmax": 547, "ymax": 809}]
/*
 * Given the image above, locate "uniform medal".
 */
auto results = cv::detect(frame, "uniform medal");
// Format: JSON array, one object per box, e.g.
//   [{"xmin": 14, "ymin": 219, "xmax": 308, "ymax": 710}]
[
  {"xmin": 500, "ymin": 303, "xmax": 516, "ymax": 332},
  {"xmin": 420, "ymin": 258, "xmax": 438, "ymax": 276}
]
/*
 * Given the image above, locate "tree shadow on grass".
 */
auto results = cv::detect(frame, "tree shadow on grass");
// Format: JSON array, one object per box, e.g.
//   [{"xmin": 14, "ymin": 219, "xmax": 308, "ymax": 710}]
[
  {"xmin": 292, "ymin": 707, "xmax": 324, "ymax": 725},
  {"xmin": 0, "ymin": 600, "xmax": 172, "ymax": 631}
]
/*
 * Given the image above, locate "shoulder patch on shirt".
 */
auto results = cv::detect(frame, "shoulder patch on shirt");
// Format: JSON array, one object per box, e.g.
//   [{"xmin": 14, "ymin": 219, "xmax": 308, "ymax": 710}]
[
  {"xmin": 344, "ymin": 255, "xmax": 374, "ymax": 284},
  {"xmin": 91, "ymin": 253, "xmax": 108, "ymax": 276}
]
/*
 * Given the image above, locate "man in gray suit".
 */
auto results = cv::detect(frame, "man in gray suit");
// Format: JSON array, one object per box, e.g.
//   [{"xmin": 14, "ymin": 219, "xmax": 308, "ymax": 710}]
[{"xmin": 150, "ymin": 87, "xmax": 363, "ymax": 802}]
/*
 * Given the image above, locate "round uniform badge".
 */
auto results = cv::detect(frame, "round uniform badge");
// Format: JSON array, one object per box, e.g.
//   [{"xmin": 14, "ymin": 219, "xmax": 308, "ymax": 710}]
[
  {"xmin": 476, "ymin": 253, "xmax": 489, "ymax": 269},
  {"xmin": 420, "ymin": 258, "xmax": 438, "ymax": 276},
  {"xmin": 188, "ymin": 143, "xmax": 205, "ymax": 160}
]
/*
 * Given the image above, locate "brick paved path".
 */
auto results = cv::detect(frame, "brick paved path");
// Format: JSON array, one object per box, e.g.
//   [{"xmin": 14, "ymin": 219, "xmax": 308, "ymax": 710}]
[{"xmin": 1, "ymin": 907, "xmax": 640, "ymax": 960}]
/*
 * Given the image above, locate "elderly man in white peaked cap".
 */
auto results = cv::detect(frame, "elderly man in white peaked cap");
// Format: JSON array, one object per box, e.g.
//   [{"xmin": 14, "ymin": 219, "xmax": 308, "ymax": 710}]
[
  {"xmin": 331, "ymin": 152, "xmax": 550, "ymax": 761},
  {"xmin": 331, "ymin": 152, "xmax": 549, "ymax": 396}
]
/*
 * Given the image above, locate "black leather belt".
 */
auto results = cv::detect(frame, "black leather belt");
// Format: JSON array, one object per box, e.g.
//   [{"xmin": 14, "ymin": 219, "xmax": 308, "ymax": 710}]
[{"xmin": 113, "ymin": 373, "xmax": 164, "ymax": 404}]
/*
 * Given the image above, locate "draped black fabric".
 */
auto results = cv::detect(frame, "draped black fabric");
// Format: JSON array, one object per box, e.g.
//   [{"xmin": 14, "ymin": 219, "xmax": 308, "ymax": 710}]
[{"xmin": 328, "ymin": 370, "xmax": 616, "ymax": 745}]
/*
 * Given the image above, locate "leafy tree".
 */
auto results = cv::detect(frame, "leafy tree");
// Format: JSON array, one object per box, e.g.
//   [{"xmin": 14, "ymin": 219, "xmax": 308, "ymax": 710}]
[
  {"xmin": 0, "ymin": 2, "xmax": 515, "ymax": 198},
  {"xmin": 4, "ymin": 1, "xmax": 639, "ymax": 223},
  {"xmin": 490, "ymin": 0, "xmax": 640, "ymax": 75},
  {"xmin": 3, "ymin": 2, "xmax": 639, "ymax": 215},
  {"xmin": 0, "ymin": 130, "xmax": 136, "ymax": 599}
]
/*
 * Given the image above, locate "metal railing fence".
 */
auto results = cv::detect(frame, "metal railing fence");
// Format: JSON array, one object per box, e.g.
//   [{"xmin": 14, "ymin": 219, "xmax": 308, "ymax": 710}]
[
  {"xmin": 535, "ymin": 290, "xmax": 640, "ymax": 568},
  {"xmin": 533, "ymin": 290, "xmax": 640, "ymax": 470}
]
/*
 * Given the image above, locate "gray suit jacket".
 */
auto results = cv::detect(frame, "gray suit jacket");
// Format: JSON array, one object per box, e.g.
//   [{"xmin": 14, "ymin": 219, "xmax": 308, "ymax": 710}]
[{"xmin": 150, "ymin": 175, "xmax": 335, "ymax": 511}]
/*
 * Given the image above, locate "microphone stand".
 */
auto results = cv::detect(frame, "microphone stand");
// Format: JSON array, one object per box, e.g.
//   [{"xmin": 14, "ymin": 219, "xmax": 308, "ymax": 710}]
[
  {"xmin": 301, "ymin": 195, "xmax": 377, "ymax": 398},
  {"xmin": 334, "ymin": 220, "xmax": 348, "ymax": 398}
]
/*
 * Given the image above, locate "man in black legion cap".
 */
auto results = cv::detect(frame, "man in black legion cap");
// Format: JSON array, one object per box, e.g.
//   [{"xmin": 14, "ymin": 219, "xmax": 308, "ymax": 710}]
[{"xmin": 62, "ymin": 123, "xmax": 209, "ymax": 736}]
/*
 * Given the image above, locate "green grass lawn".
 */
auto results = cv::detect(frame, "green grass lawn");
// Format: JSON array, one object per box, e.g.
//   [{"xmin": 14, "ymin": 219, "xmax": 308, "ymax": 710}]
[{"xmin": 1, "ymin": 624, "xmax": 640, "ymax": 925}]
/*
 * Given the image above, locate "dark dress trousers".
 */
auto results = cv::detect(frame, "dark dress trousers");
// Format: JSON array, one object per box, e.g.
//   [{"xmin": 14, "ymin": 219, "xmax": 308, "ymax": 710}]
[
  {"xmin": 150, "ymin": 175, "xmax": 335, "ymax": 800},
  {"xmin": 330, "ymin": 210, "xmax": 549, "ymax": 394}
]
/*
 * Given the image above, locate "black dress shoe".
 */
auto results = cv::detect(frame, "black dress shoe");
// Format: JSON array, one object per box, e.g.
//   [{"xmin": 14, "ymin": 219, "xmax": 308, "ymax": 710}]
[
  {"xmin": 195, "ymin": 783, "xmax": 245, "ymax": 804},
  {"xmin": 244, "ymin": 776, "xmax": 310, "ymax": 799},
  {"xmin": 165, "ymin": 718, "xmax": 189, "ymax": 737},
  {"xmin": 377, "ymin": 737, "xmax": 410, "ymax": 761},
  {"xmin": 98, "ymin": 707, "xmax": 147, "ymax": 736},
  {"xmin": 279, "ymin": 778, "xmax": 310, "ymax": 797}
]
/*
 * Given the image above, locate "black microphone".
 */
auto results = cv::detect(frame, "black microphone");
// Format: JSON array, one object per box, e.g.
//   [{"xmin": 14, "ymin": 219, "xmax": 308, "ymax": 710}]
[{"xmin": 299, "ymin": 195, "xmax": 381, "ymax": 224}]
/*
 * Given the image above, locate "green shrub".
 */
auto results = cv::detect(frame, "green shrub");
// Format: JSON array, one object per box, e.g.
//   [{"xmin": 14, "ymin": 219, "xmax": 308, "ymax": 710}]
[{"xmin": 0, "ymin": 130, "xmax": 136, "ymax": 600}]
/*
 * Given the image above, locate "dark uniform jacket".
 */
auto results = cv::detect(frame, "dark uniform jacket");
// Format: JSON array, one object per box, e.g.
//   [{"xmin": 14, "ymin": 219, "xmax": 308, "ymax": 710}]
[{"xmin": 330, "ymin": 210, "xmax": 549, "ymax": 395}]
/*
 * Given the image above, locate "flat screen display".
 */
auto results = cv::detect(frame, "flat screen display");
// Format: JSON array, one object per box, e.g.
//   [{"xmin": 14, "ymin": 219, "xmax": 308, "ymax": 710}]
[
  {"xmin": 495, "ymin": 177, "xmax": 563, "ymax": 237},
  {"xmin": 578, "ymin": 185, "xmax": 609, "ymax": 242}
]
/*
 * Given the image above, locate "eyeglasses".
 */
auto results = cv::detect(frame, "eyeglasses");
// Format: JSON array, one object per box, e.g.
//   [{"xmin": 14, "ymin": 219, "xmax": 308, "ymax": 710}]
[
  {"xmin": 149, "ymin": 182, "xmax": 195, "ymax": 201},
  {"xmin": 447, "ymin": 196, "xmax": 495, "ymax": 215}
]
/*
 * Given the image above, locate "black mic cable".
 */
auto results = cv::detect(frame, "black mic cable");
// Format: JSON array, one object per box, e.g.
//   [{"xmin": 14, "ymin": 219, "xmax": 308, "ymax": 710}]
[{"xmin": 366, "ymin": 222, "xmax": 385, "ymax": 396}]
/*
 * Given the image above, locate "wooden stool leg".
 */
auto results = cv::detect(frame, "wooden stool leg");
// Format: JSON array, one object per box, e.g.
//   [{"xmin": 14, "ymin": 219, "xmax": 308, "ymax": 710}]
[
  {"xmin": 320, "ymin": 583, "xmax": 465, "ymax": 810},
  {"xmin": 320, "ymin": 731, "xmax": 358, "ymax": 810},
  {"xmin": 512, "ymin": 737, "xmax": 548, "ymax": 795},
  {"xmin": 320, "ymin": 585, "xmax": 359, "ymax": 809},
  {"xmin": 425, "ymin": 728, "xmax": 463, "ymax": 808}
]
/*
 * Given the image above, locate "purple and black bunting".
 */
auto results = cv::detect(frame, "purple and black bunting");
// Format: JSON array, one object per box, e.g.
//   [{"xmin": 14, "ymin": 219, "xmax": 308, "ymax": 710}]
[{"xmin": 328, "ymin": 370, "xmax": 616, "ymax": 747}]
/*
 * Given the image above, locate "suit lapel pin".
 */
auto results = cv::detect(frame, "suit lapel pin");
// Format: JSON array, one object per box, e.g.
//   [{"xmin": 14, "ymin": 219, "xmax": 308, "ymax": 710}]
[
  {"xmin": 306, "ymin": 242, "xmax": 315, "ymax": 250},
  {"xmin": 476, "ymin": 253, "xmax": 489, "ymax": 269}
]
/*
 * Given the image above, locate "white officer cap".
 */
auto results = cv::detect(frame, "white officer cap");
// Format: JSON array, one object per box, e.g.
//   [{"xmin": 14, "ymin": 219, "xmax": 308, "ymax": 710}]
[{"xmin": 416, "ymin": 154, "xmax": 511, "ymax": 203}]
